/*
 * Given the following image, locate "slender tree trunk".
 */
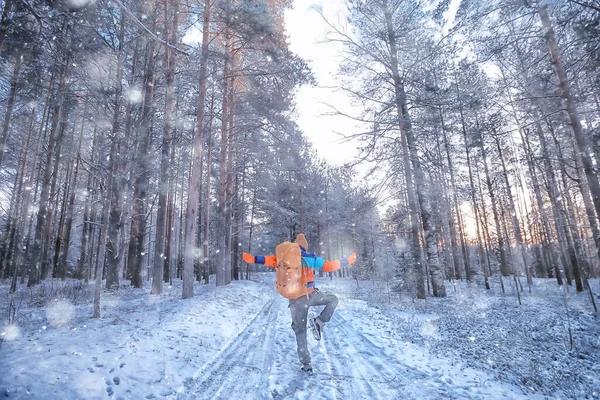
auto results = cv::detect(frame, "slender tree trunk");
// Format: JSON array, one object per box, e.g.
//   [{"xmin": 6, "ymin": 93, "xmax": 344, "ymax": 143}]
[
  {"xmin": 93, "ymin": 176, "xmax": 112, "ymax": 318},
  {"xmin": 226, "ymin": 62, "xmax": 236, "ymax": 282},
  {"xmin": 164, "ymin": 146, "xmax": 176, "ymax": 283},
  {"xmin": 183, "ymin": 0, "xmax": 211, "ymax": 298},
  {"xmin": 384, "ymin": 3, "xmax": 426, "ymax": 298},
  {"xmin": 40, "ymin": 110, "xmax": 67, "ymax": 280},
  {"xmin": 58, "ymin": 111, "xmax": 85, "ymax": 279},
  {"xmin": 153, "ymin": 0, "xmax": 178, "ymax": 293},
  {"xmin": 105, "ymin": 15, "xmax": 126, "ymax": 289},
  {"xmin": 29, "ymin": 54, "xmax": 69, "ymax": 286},
  {"xmin": 53, "ymin": 148, "xmax": 72, "ymax": 280},
  {"xmin": 177, "ymin": 148, "xmax": 187, "ymax": 280},
  {"xmin": 478, "ymin": 135, "xmax": 511, "ymax": 277},
  {"xmin": 202, "ymin": 87, "xmax": 215, "ymax": 284},
  {"xmin": 0, "ymin": 0, "xmax": 14, "ymax": 50},
  {"xmin": 436, "ymin": 103, "xmax": 464, "ymax": 280},
  {"xmin": 539, "ymin": 4, "xmax": 600, "ymax": 229},
  {"xmin": 9, "ymin": 109, "xmax": 36, "ymax": 291},
  {"xmin": 474, "ymin": 161, "xmax": 493, "ymax": 288},
  {"xmin": 0, "ymin": 54, "xmax": 22, "ymax": 169},
  {"xmin": 494, "ymin": 134, "xmax": 531, "ymax": 288},
  {"xmin": 521, "ymin": 126, "xmax": 563, "ymax": 284},
  {"xmin": 551, "ymin": 125, "xmax": 594, "ymax": 289},
  {"xmin": 455, "ymin": 86, "xmax": 486, "ymax": 284},
  {"xmin": 534, "ymin": 118, "xmax": 583, "ymax": 290},
  {"xmin": 79, "ymin": 127, "xmax": 97, "ymax": 281},
  {"xmin": 128, "ymin": 39, "xmax": 156, "ymax": 288},
  {"xmin": 216, "ymin": 21, "xmax": 232, "ymax": 288}
]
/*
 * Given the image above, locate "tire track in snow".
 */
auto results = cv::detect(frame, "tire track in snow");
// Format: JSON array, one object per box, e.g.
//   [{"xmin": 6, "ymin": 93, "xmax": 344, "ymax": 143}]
[
  {"xmin": 322, "ymin": 313, "xmax": 393, "ymax": 400},
  {"xmin": 323, "ymin": 312, "xmax": 432, "ymax": 399},
  {"xmin": 320, "ymin": 327, "xmax": 381, "ymax": 400},
  {"xmin": 178, "ymin": 297, "xmax": 280, "ymax": 399}
]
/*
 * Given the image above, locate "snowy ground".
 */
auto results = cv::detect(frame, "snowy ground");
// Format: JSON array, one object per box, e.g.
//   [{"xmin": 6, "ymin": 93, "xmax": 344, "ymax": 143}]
[{"xmin": 0, "ymin": 274, "xmax": 598, "ymax": 399}]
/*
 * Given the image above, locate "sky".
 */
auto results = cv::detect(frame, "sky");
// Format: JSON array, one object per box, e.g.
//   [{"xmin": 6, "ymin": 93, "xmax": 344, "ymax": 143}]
[{"xmin": 284, "ymin": 0, "xmax": 363, "ymax": 167}]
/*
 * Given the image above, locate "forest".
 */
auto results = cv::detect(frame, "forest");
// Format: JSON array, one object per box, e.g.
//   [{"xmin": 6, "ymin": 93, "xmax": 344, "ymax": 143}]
[{"xmin": 0, "ymin": 0, "xmax": 599, "ymax": 398}]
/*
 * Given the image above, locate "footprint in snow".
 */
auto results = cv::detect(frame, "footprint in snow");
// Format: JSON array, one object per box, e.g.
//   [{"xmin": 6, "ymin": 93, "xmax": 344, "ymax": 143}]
[{"xmin": 113, "ymin": 376, "xmax": 121, "ymax": 385}]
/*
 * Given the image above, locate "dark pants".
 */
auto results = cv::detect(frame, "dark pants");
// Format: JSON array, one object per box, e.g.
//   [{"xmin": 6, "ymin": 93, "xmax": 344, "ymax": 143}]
[{"xmin": 288, "ymin": 289, "xmax": 339, "ymax": 367}]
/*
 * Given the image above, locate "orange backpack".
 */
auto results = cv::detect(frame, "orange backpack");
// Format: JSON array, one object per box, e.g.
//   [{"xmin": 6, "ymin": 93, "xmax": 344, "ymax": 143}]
[{"xmin": 275, "ymin": 241, "xmax": 312, "ymax": 299}]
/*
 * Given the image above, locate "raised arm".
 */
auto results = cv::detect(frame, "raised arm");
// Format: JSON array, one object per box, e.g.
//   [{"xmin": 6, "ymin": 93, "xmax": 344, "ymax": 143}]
[
  {"xmin": 301, "ymin": 250, "xmax": 357, "ymax": 272},
  {"xmin": 242, "ymin": 253, "xmax": 277, "ymax": 267}
]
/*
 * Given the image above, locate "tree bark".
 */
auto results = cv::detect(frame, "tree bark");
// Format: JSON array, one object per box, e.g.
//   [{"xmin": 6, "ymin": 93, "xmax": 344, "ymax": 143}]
[
  {"xmin": 539, "ymin": 3, "xmax": 600, "ymax": 231},
  {"xmin": 494, "ymin": 133, "xmax": 531, "ymax": 287},
  {"xmin": 105, "ymin": 14, "xmax": 126, "ymax": 289},
  {"xmin": 478, "ymin": 134, "xmax": 511, "ymax": 277},
  {"xmin": 182, "ymin": 0, "xmax": 211, "ymax": 298},
  {"xmin": 202, "ymin": 87, "xmax": 215, "ymax": 284},
  {"xmin": 29, "ymin": 54, "xmax": 69, "ymax": 286},
  {"xmin": 0, "ymin": 54, "xmax": 22, "ymax": 169},
  {"xmin": 383, "ymin": 2, "xmax": 427, "ymax": 298},
  {"xmin": 79, "ymin": 127, "xmax": 97, "ymax": 282},
  {"xmin": 128, "ymin": 37, "xmax": 157, "ymax": 288}
]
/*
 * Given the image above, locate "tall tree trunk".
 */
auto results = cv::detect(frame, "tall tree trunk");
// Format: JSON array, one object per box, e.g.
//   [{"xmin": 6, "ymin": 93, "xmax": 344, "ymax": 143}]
[
  {"xmin": 28, "ymin": 53, "xmax": 69, "ymax": 286},
  {"xmin": 9, "ymin": 109, "xmax": 36, "ymax": 291},
  {"xmin": 164, "ymin": 146, "xmax": 176, "ymax": 283},
  {"xmin": 152, "ymin": 0, "xmax": 178, "ymax": 294},
  {"xmin": 384, "ymin": 2, "xmax": 426, "ymax": 298},
  {"xmin": 494, "ymin": 133, "xmax": 531, "ymax": 288},
  {"xmin": 93, "ymin": 172, "xmax": 112, "ymax": 318},
  {"xmin": 474, "ymin": 161, "xmax": 493, "ymax": 287},
  {"xmin": 53, "ymin": 148, "xmax": 72, "ymax": 280},
  {"xmin": 478, "ymin": 135, "xmax": 511, "ymax": 277},
  {"xmin": 79, "ymin": 127, "xmax": 98, "ymax": 281},
  {"xmin": 58, "ymin": 108, "xmax": 86, "ymax": 279},
  {"xmin": 439, "ymin": 113, "xmax": 469, "ymax": 280},
  {"xmin": 202, "ymin": 87, "xmax": 215, "ymax": 284},
  {"xmin": 535, "ymin": 117, "xmax": 583, "ymax": 290},
  {"xmin": 551, "ymin": 124, "xmax": 595, "ymax": 289},
  {"xmin": 521, "ymin": 127, "xmax": 563, "ymax": 283},
  {"xmin": 105, "ymin": 15, "xmax": 126, "ymax": 289},
  {"xmin": 40, "ymin": 110, "xmax": 67, "ymax": 280},
  {"xmin": 0, "ymin": 54, "xmax": 22, "ymax": 168},
  {"xmin": 0, "ymin": 0, "xmax": 14, "ymax": 50},
  {"xmin": 216, "ymin": 20, "xmax": 232, "ymax": 288},
  {"xmin": 539, "ymin": 4, "xmax": 600, "ymax": 230},
  {"xmin": 455, "ymin": 80, "xmax": 486, "ymax": 285},
  {"xmin": 128, "ymin": 38, "xmax": 157, "ymax": 288},
  {"xmin": 182, "ymin": 0, "xmax": 211, "ymax": 298},
  {"xmin": 226, "ymin": 61, "xmax": 236, "ymax": 282}
]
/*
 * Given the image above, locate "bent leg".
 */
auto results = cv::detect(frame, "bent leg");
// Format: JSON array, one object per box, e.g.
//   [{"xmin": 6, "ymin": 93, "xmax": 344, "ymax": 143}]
[{"xmin": 308, "ymin": 290, "xmax": 339, "ymax": 323}]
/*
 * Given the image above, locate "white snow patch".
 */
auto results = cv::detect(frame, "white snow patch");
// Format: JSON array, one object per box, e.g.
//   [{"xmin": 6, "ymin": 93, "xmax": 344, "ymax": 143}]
[
  {"xmin": 1, "ymin": 324, "xmax": 20, "ymax": 341},
  {"xmin": 46, "ymin": 299, "xmax": 75, "ymax": 327}
]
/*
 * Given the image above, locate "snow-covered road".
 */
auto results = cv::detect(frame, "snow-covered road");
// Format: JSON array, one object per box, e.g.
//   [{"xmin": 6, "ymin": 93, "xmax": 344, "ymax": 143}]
[
  {"xmin": 178, "ymin": 279, "xmax": 536, "ymax": 400},
  {"xmin": 3, "ymin": 275, "xmax": 596, "ymax": 399}
]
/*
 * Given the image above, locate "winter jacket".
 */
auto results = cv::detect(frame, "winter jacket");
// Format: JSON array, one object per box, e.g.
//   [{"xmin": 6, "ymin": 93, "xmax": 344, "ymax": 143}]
[{"xmin": 242, "ymin": 233, "xmax": 356, "ymax": 290}]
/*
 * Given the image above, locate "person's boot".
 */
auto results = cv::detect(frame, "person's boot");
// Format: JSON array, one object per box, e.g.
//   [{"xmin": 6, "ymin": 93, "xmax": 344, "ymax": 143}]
[
  {"xmin": 309, "ymin": 316, "xmax": 324, "ymax": 341},
  {"xmin": 301, "ymin": 364, "xmax": 313, "ymax": 376}
]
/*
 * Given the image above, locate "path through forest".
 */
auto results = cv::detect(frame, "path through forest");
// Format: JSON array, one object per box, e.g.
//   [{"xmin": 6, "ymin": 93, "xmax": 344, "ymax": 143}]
[
  {"xmin": 178, "ymin": 277, "xmax": 535, "ymax": 400},
  {"xmin": 4, "ymin": 275, "xmax": 594, "ymax": 399}
]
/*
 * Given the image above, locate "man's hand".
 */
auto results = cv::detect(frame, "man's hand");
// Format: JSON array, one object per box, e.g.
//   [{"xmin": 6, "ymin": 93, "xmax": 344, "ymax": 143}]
[
  {"xmin": 347, "ymin": 253, "xmax": 357, "ymax": 265},
  {"xmin": 242, "ymin": 253, "xmax": 254, "ymax": 263}
]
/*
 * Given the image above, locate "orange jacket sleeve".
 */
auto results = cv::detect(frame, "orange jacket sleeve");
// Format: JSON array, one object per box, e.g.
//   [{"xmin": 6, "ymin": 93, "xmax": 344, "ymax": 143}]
[{"xmin": 322, "ymin": 253, "xmax": 357, "ymax": 272}]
